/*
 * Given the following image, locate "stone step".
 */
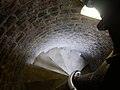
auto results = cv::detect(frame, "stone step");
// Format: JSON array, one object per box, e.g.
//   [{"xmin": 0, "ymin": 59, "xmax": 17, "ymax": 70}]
[
  {"xmin": 25, "ymin": 78, "xmax": 67, "ymax": 90},
  {"xmin": 46, "ymin": 47, "xmax": 69, "ymax": 74},
  {"xmin": 69, "ymin": 50, "xmax": 88, "ymax": 72},
  {"xmin": 24, "ymin": 64, "xmax": 68, "ymax": 82},
  {"xmin": 33, "ymin": 52, "xmax": 68, "ymax": 76},
  {"xmin": 60, "ymin": 47, "xmax": 73, "ymax": 75},
  {"xmin": 54, "ymin": 80, "xmax": 69, "ymax": 90}
]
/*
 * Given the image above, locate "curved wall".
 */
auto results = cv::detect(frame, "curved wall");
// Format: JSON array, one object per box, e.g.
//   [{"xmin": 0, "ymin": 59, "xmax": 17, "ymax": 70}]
[{"xmin": 0, "ymin": 0, "xmax": 113, "ymax": 90}]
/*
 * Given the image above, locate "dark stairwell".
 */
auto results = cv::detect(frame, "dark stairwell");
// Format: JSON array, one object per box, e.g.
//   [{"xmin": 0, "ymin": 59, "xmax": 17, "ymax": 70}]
[{"xmin": 0, "ymin": 0, "xmax": 113, "ymax": 90}]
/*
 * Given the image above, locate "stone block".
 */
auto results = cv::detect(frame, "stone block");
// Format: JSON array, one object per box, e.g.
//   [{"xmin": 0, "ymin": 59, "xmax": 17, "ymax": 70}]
[
  {"xmin": 0, "ymin": 14, "xmax": 7, "ymax": 24},
  {"xmin": 71, "ymin": 8, "xmax": 81, "ymax": 14},
  {"xmin": 18, "ymin": 0, "xmax": 30, "ymax": 4},
  {"xmin": 32, "ymin": 19, "xmax": 42, "ymax": 27},
  {"xmin": 16, "ymin": 16, "xmax": 26, "ymax": 26},
  {"xmin": 38, "ymin": 3, "xmax": 47, "ymax": 11},
  {"xmin": 38, "ymin": 11, "xmax": 47, "ymax": 18},
  {"xmin": 71, "ymin": 16, "xmax": 80, "ymax": 21},
  {"xmin": 44, "ymin": 15, "xmax": 52, "ymax": 23},
  {"xmin": 60, "ymin": 9, "xmax": 71, "ymax": 15},
  {"xmin": 7, "ymin": 40, "xmax": 16, "ymax": 51},
  {"xmin": 15, "ymin": 9, "xmax": 26, "ymax": 19},
  {"xmin": 15, "ymin": 32, "xmax": 24, "ymax": 42},
  {"xmin": 6, "ymin": 25, "xmax": 16, "ymax": 36},
  {"xmin": 0, "ymin": 27, "xmax": 5, "ymax": 37},
  {"xmin": 48, "ymin": 6, "xmax": 59, "ymax": 13},
  {"xmin": 19, "ymin": 23, "xmax": 27, "ymax": 31},
  {"xmin": 47, "ymin": 0, "xmax": 58, "ymax": 7},
  {"xmin": 50, "ymin": 19, "xmax": 60, "ymax": 25},
  {"xmin": 28, "ymin": 15, "xmax": 37, "ymax": 23},
  {"xmin": 27, "ymin": 9, "xmax": 37, "ymax": 16},
  {"xmin": 1, "ymin": 53, "xmax": 9, "ymax": 66},
  {"xmin": 51, "ymin": 11, "xmax": 59, "ymax": 16},
  {"xmin": 4, "ymin": 2, "xmax": 17, "ymax": 15},
  {"xmin": 0, "ymin": 36, "xmax": 7, "ymax": 49},
  {"xmin": 27, "ymin": 1, "xmax": 36, "ymax": 12},
  {"xmin": 4, "ymin": 15, "xmax": 16, "ymax": 28}
]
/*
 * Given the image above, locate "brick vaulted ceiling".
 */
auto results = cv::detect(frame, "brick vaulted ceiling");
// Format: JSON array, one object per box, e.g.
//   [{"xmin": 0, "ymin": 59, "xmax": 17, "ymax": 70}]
[{"xmin": 0, "ymin": 0, "xmax": 113, "ymax": 90}]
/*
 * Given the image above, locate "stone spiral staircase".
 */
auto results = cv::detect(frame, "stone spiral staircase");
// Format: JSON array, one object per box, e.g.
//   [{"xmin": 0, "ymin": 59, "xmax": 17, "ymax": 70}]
[
  {"xmin": 24, "ymin": 47, "xmax": 89, "ymax": 90},
  {"xmin": 23, "ymin": 46, "xmax": 113, "ymax": 90}
]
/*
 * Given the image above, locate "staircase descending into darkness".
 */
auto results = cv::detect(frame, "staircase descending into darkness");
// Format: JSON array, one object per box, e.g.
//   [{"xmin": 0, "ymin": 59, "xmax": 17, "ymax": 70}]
[{"xmin": 23, "ymin": 47, "xmax": 111, "ymax": 90}]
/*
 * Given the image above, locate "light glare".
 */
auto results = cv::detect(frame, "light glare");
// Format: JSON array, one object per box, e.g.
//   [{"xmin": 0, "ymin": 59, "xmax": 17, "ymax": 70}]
[{"xmin": 81, "ymin": 5, "xmax": 101, "ymax": 20}]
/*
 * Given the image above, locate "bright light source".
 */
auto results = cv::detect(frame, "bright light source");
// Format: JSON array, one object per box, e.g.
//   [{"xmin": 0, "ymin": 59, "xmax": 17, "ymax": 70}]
[{"xmin": 81, "ymin": 5, "xmax": 102, "ymax": 20}]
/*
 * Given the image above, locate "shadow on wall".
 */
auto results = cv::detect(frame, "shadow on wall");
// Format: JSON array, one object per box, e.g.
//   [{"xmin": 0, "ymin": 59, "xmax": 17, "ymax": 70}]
[{"xmin": 0, "ymin": 44, "xmax": 27, "ymax": 90}]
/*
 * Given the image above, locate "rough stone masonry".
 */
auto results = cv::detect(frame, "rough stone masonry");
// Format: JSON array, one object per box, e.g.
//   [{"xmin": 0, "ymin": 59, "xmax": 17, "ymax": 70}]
[{"xmin": 0, "ymin": 0, "xmax": 113, "ymax": 90}]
